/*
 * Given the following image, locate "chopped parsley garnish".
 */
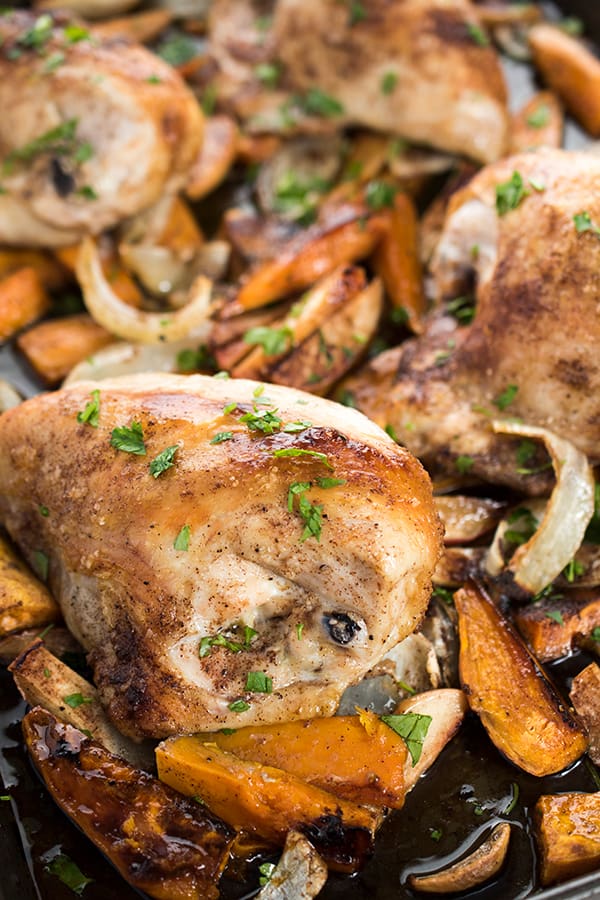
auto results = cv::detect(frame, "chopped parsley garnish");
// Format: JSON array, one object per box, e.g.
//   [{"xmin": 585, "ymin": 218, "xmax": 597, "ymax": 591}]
[
  {"xmin": 77, "ymin": 389, "xmax": 100, "ymax": 427},
  {"xmin": 43, "ymin": 51, "xmax": 65, "ymax": 73},
  {"xmin": 385, "ymin": 424, "xmax": 400, "ymax": 442},
  {"xmin": 240, "ymin": 408, "xmax": 283, "ymax": 434},
  {"xmin": 273, "ymin": 447, "xmax": 332, "ymax": 468},
  {"xmin": 380, "ymin": 71, "xmax": 398, "ymax": 95},
  {"xmin": 110, "ymin": 421, "xmax": 146, "ymax": 455},
  {"xmin": 381, "ymin": 712, "xmax": 432, "ymax": 766},
  {"xmin": 243, "ymin": 325, "xmax": 292, "ymax": 356},
  {"xmin": 502, "ymin": 782, "xmax": 519, "ymax": 815},
  {"xmin": 228, "ymin": 699, "xmax": 250, "ymax": 713},
  {"xmin": 316, "ymin": 476, "xmax": 346, "ymax": 489},
  {"xmin": 447, "ymin": 295, "xmax": 475, "ymax": 324},
  {"xmin": 210, "ymin": 431, "xmax": 234, "ymax": 444},
  {"xmin": 505, "ymin": 506, "xmax": 538, "ymax": 546},
  {"xmin": 272, "ymin": 171, "xmax": 331, "ymax": 225},
  {"xmin": 338, "ymin": 389, "xmax": 356, "ymax": 408},
  {"xmin": 64, "ymin": 24, "xmax": 91, "ymax": 43},
  {"xmin": 493, "ymin": 384, "xmax": 518, "ymax": 411},
  {"xmin": 39, "ymin": 505, "xmax": 49, "ymax": 517},
  {"xmin": 259, "ymin": 862, "xmax": 276, "ymax": 886},
  {"xmin": 156, "ymin": 32, "xmax": 197, "ymax": 66},
  {"xmin": 300, "ymin": 88, "xmax": 344, "ymax": 118},
  {"xmin": 173, "ymin": 524, "xmax": 191, "ymax": 551},
  {"xmin": 526, "ymin": 104, "xmax": 550, "ymax": 128},
  {"xmin": 33, "ymin": 550, "xmax": 49, "ymax": 581},
  {"xmin": 432, "ymin": 585, "xmax": 454, "ymax": 605},
  {"xmin": 296, "ymin": 623, "xmax": 304, "ymax": 640},
  {"xmin": 365, "ymin": 180, "xmax": 397, "ymax": 210},
  {"xmin": 45, "ymin": 853, "xmax": 93, "ymax": 896},
  {"xmin": 574, "ymin": 211, "xmax": 600, "ymax": 237},
  {"xmin": 223, "ymin": 402, "xmax": 237, "ymax": 415},
  {"xmin": 287, "ymin": 481, "xmax": 312, "ymax": 512},
  {"xmin": 0, "ymin": 795, "xmax": 9, "ymax": 801},
  {"xmin": 18, "ymin": 14, "xmax": 53, "ymax": 50},
  {"xmin": 283, "ymin": 421, "xmax": 312, "ymax": 434},
  {"xmin": 2, "ymin": 119, "xmax": 85, "ymax": 174},
  {"xmin": 397, "ymin": 680, "xmax": 416, "ymax": 695},
  {"xmin": 176, "ymin": 344, "xmax": 215, "ymax": 373},
  {"xmin": 199, "ymin": 625, "xmax": 257, "ymax": 658},
  {"xmin": 245, "ymin": 671, "xmax": 273, "ymax": 693},
  {"xmin": 455, "ymin": 455, "xmax": 474, "ymax": 475},
  {"xmin": 545, "ymin": 610, "xmax": 565, "ymax": 626},
  {"xmin": 147, "ymin": 74, "xmax": 162, "ymax": 84},
  {"xmin": 74, "ymin": 142, "xmax": 93, "ymax": 164},
  {"xmin": 495, "ymin": 171, "xmax": 528, "ymax": 216},
  {"xmin": 63, "ymin": 692, "xmax": 93, "ymax": 708},
  {"xmin": 297, "ymin": 493, "xmax": 323, "ymax": 542},
  {"xmin": 254, "ymin": 62, "xmax": 281, "ymax": 88},
  {"xmin": 560, "ymin": 16, "xmax": 583, "ymax": 36},
  {"xmin": 149, "ymin": 445, "xmax": 178, "ymax": 478},
  {"xmin": 77, "ymin": 185, "xmax": 97, "ymax": 200},
  {"xmin": 347, "ymin": 0, "xmax": 367, "ymax": 25},
  {"xmin": 591, "ymin": 626, "xmax": 600, "ymax": 642},
  {"xmin": 430, "ymin": 827, "xmax": 443, "ymax": 842},
  {"xmin": 466, "ymin": 22, "xmax": 489, "ymax": 46},
  {"xmin": 563, "ymin": 558, "xmax": 584, "ymax": 582}
]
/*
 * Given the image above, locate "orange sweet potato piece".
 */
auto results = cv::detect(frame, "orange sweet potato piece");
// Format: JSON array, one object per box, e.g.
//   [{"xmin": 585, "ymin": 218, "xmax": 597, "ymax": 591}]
[
  {"xmin": 372, "ymin": 192, "xmax": 426, "ymax": 334},
  {"xmin": 24, "ymin": 708, "xmax": 234, "ymax": 900},
  {"xmin": 156, "ymin": 737, "xmax": 377, "ymax": 871},
  {"xmin": 186, "ymin": 115, "xmax": 239, "ymax": 200},
  {"xmin": 570, "ymin": 663, "xmax": 600, "ymax": 765},
  {"xmin": 0, "ymin": 249, "xmax": 70, "ymax": 290},
  {"xmin": 529, "ymin": 24, "xmax": 600, "ymax": 136},
  {"xmin": 17, "ymin": 314, "xmax": 115, "ymax": 385},
  {"xmin": 0, "ymin": 533, "xmax": 59, "ymax": 637},
  {"xmin": 0, "ymin": 266, "xmax": 50, "ymax": 341},
  {"xmin": 509, "ymin": 91, "xmax": 563, "ymax": 153},
  {"xmin": 201, "ymin": 709, "xmax": 408, "ymax": 808},
  {"xmin": 234, "ymin": 211, "xmax": 389, "ymax": 312},
  {"xmin": 535, "ymin": 792, "xmax": 600, "ymax": 886},
  {"xmin": 93, "ymin": 9, "xmax": 173, "ymax": 43},
  {"xmin": 455, "ymin": 582, "xmax": 587, "ymax": 776},
  {"xmin": 514, "ymin": 595, "xmax": 600, "ymax": 663}
]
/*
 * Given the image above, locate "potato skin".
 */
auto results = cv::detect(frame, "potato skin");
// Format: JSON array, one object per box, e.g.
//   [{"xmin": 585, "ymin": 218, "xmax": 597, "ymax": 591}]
[
  {"xmin": 535, "ymin": 793, "xmax": 600, "ymax": 886},
  {"xmin": 0, "ymin": 533, "xmax": 59, "ymax": 637},
  {"xmin": 455, "ymin": 582, "xmax": 587, "ymax": 776}
]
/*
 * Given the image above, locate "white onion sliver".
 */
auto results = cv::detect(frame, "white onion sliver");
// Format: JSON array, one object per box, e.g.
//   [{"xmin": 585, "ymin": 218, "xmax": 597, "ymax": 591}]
[
  {"xmin": 257, "ymin": 830, "xmax": 327, "ymax": 900},
  {"xmin": 76, "ymin": 237, "xmax": 212, "ymax": 344},
  {"xmin": 491, "ymin": 420, "xmax": 595, "ymax": 594},
  {"xmin": 63, "ymin": 337, "xmax": 209, "ymax": 385}
]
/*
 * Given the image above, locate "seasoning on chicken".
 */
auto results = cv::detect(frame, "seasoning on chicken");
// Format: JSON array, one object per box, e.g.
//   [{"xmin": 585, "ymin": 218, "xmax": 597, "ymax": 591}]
[
  {"xmin": 0, "ymin": 374, "xmax": 442, "ymax": 739},
  {"xmin": 208, "ymin": 0, "xmax": 509, "ymax": 163},
  {"xmin": 345, "ymin": 149, "xmax": 600, "ymax": 490},
  {"xmin": 0, "ymin": 11, "xmax": 203, "ymax": 247}
]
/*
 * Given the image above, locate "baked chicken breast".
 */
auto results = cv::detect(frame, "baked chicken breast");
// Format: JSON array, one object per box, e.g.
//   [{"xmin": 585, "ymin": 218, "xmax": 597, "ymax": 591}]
[
  {"xmin": 346, "ymin": 149, "xmax": 600, "ymax": 490},
  {"xmin": 0, "ymin": 374, "xmax": 442, "ymax": 739},
  {"xmin": 0, "ymin": 11, "xmax": 203, "ymax": 247}
]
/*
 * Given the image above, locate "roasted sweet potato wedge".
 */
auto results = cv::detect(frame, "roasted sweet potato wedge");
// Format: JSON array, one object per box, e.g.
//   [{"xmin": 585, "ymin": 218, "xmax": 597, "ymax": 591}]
[
  {"xmin": 23, "ymin": 707, "xmax": 235, "ymax": 900},
  {"xmin": 455, "ymin": 582, "xmax": 587, "ymax": 776},
  {"xmin": 535, "ymin": 792, "xmax": 600, "ymax": 886},
  {"xmin": 0, "ymin": 266, "xmax": 50, "ymax": 342},
  {"xmin": 200, "ymin": 709, "xmax": 408, "ymax": 808},
  {"xmin": 514, "ymin": 594, "xmax": 600, "ymax": 663},
  {"xmin": 0, "ymin": 533, "xmax": 59, "ymax": 637},
  {"xmin": 17, "ymin": 314, "xmax": 114, "ymax": 386},
  {"xmin": 570, "ymin": 663, "xmax": 600, "ymax": 765},
  {"xmin": 156, "ymin": 738, "xmax": 377, "ymax": 872}
]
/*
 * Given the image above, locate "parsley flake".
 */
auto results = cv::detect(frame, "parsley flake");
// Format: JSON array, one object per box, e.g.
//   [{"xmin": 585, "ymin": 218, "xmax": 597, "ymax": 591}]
[
  {"xmin": 157, "ymin": 33, "xmax": 197, "ymax": 66},
  {"xmin": 77, "ymin": 389, "xmax": 100, "ymax": 427},
  {"xmin": 63, "ymin": 692, "xmax": 93, "ymax": 708},
  {"xmin": 45, "ymin": 853, "xmax": 93, "ymax": 896},
  {"xmin": 574, "ymin": 211, "xmax": 600, "ymax": 237},
  {"xmin": 300, "ymin": 88, "xmax": 344, "ymax": 118},
  {"xmin": 466, "ymin": 22, "xmax": 489, "ymax": 46},
  {"xmin": 174, "ymin": 525, "xmax": 191, "ymax": 551},
  {"xmin": 259, "ymin": 862, "xmax": 276, "ymax": 886},
  {"xmin": 33, "ymin": 550, "xmax": 49, "ymax": 581},
  {"xmin": 503, "ymin": 782, "xmax": 520, "ymax": 814},
  {"xmin": 495, "ymin": 171, "xmax": 529, "ymax": 216},
  {"xmin": 240, "ymin": 408, "xmax": 283, "ymax": 434},
  {"xmin": 296, "ymin": 623, "xmax": 304, "ymax": 640},
  {"xmin": 149, "ymin": 445, "xmax": 178, "ymax": 478},
  {"xmin": 365, "ymin": 180, "xmax": 397, "ymax": 210},
  {"xmin": 210, "ymin": 431, "xmax": 234, "ymax": 444},
  {"xmin": 245, "ymin": 671, "xmax": 273, "ymax": 693},
  {"xmin": 273, "ymin": 447, "xmax": 333, "ymax": 469},
  {"xmin": 316, "ymin": 476, "xmax": 346, "ymax": 489},
  {"xmin": 110, "ymin": 421, "xmax": 146, "ymax": 455},
  {"xmin": 381, "ymin": 71, "xmax": 398, "ymax": 95},
  {"xmin": 229, "ymin": 699, "xmax": 250, "ymax": 713},
  {"xmin": 591, "ymin": 626, "xmax": 600, "ymax": 642},
  {"xmin": 381, "ymin": 712, "xmax": 432, "ymax": 765},
  {"xmin": 243, "ymin": 325, "xmax": 292, "ymax": 356},
  {"xmin": 298, "ymin": 494, "xmax": 323, "ymax": 542},
  {"xmin": 455, "ymin": 455, "xmax": 474, "ymax": 475},
  {"xmin": 288, "ymin": 481, "xmax": 312, "ymax": 512},
  {"xmin": 546, "ymin": 610, "xmax": 565, "ymax": 626},
  {"xmin": 494, "ymin": 384, "xmax": 518, "ymax": 411},
  {"xmin": 254, "ymin": 62, "xmax": 281, "ymax": 88}
]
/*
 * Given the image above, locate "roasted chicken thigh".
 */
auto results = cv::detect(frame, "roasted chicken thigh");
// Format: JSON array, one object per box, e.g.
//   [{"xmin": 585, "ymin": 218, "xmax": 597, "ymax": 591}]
[
  {"xmin": 208, "ymin": 0, "xmax": 508, "ymax": 163},
  {"xmin": 346, "ymin": 149, "xmax": 600, "ymax": 491},
  {"xmin": 0, "ymin": 374, "xmax": 441, "ymax": 739},
  {"xmin": 0, "ymin": 11, "xmax": 203, "ymax": 246}
]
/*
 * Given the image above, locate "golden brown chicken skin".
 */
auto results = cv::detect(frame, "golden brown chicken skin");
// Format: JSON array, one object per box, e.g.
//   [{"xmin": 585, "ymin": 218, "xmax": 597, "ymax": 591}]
[
  {"xmin": 346, "ymin": 149, "xmax": 600, "ymax": 490},
  {"xmin": 208, "ymin": 0, "xmax": 508, "ymax": 163},
  {"xmin": 0, "ymin": 374, "xmax": 442, "ymax": 739},
  {"xmin": 0, "ymin": 11, "xmax": 203, "ymax": 246}
]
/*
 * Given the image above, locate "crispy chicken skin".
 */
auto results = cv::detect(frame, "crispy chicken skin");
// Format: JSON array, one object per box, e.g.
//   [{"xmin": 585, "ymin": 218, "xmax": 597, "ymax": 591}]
[
  {"xmin": 346, "ymin": 149, "xmax": 600, "ymax": 490},
  {"xmin": 0, "ymin": 374, "xmax": 442, "ymax": 739},
  {"xmin": 0, "ymin": 11, "xmax": 203, "ymax": 247},
  {"xmin": 209, "ymin": 0, "xmax": 508, "ymax": 163}
]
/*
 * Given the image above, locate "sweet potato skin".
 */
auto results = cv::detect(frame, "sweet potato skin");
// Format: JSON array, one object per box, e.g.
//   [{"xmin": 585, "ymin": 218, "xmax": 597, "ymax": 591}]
[
  {"xmin": 535, "ymin": 793, "xmax": 600, "ymax": 886},
  {"xmin": 455, "ymin": 582, "xmax": 587, "ymax": 776},
  {"xmin": 156, "ymin": 737, "xmax": 377, "ymax": 872},
  {"xmin": 23, "ymin": 707, "xmax": 234, "ymax": 900},
  {"xmin": 201, "ymin": 710, "xmax": 408, "ymax": 808}
]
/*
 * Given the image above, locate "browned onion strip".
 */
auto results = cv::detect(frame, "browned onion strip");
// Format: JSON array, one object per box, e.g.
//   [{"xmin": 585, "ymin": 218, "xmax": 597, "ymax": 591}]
[
  {"xmin": 76, "ymin": 237, "xmax": 212, "ymax": 344},
  {"xmin": 490, "ymin": 421, "xmax": 595, "ymax": 594}
]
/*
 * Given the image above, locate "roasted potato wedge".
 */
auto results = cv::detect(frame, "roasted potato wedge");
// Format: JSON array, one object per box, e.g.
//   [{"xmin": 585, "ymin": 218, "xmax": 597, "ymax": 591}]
[
  {"xmin": 156, "ymin": 737, "xmax": 378, "ymax": 872},
  {"xmin": 10, "ymin": 638, "xmax": 152, "ymax": 770},
  {"xmin": 0, "ymin": 533, "xmax": 59, "ymax": 637},
  {"xmin": 408, "ymin": 822, "xmax": 511, "ymax": 893},
  {"xmin": 570, "ymin": 663, "xmax": 600, "ymax": 765},
  {"xmin": 455, "ymin": 582, "xmax": 587, "ymax": 776},
  {"xmin": 199, "ymin": 709, "xmax": 408, "ymax": 808},
  {"xmin": 23, "ymin": 707, "xmax": 235, "ymax": 900},
  {"xmin": 535, "ymin": 792, "xmax": 600, "ymax": 886}
]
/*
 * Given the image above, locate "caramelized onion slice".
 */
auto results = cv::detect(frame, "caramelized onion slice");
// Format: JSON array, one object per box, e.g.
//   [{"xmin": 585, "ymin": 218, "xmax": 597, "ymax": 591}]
[
  {"xmin": 408, "ymin": 823, "xmax": 511, "ymax": 894},
  {"xmin": 76, "ymin": 237, "xmax": 212, "ymax": 344},
  {"xmin": 63, "ymin": 338, "xmax": 208, "ymax": 385},
  {"xmin": 257, "ymin": 831, "xmax": 327, "ymax": 900},
  {"xmin": 490, "ymin": 421, "xmax": 595, "ymax": 594}
]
